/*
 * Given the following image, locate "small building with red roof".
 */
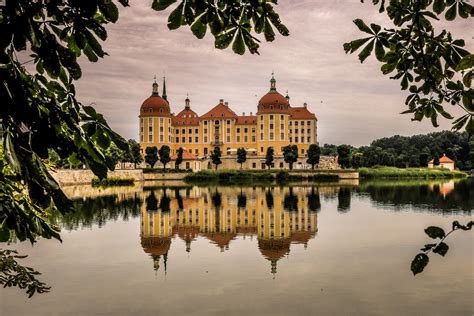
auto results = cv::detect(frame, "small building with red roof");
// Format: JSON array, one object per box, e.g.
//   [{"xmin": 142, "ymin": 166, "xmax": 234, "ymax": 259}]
[{"xmin": 428, "ymin": 154, "xmax": 455, "ymax": 171}]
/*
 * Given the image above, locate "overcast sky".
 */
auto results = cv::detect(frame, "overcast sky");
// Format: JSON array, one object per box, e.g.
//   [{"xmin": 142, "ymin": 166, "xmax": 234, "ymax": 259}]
[{"xmin": 72, "ymin": 0, "xmax": 471, "ymax": 147}]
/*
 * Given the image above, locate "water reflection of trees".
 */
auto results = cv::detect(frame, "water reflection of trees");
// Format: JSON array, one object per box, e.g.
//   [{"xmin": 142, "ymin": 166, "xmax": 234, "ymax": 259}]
[
  {"xmin": 57, "ymin": 194, "xmax": 142, "ymax": 230},
  {"xmin": 356, "ymin": 179, "xmax": 473, "ymax": 213},
  {"xmin": 337, "ymin": 188, "xmax": 352, "ymax": 213}
]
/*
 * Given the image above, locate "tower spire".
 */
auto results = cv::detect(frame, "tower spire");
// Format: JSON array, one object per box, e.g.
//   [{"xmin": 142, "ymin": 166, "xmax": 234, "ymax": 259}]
[
  {"xmin": 162, "ymin": 76, "xmax": 167, "ymax": 100},
  {"xmin": 152, "ymin": 75, "xmax": 159, "ymax": 96},
  {"xmin": 270, "ymin": 72, "xmax": 276, "ymax": 92},
  {"xmin": 185, "ymin": 93, "xmax": 190, "ymax": 109}
]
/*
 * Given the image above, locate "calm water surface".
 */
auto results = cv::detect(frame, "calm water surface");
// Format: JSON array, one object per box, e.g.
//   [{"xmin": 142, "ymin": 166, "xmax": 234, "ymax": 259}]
[{"xmin": 1, "ymin": 179, "xmax": 473, "ymax": 315}]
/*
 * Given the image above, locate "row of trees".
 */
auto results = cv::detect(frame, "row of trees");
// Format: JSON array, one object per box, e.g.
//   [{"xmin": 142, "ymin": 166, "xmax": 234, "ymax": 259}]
[
  {"xmin": 237, "ymin": 144, "xmax": 321, "ymax": 170},
  {"xmin": 324, "ymin": 131, "xmax": 474, "ymax": 170}
]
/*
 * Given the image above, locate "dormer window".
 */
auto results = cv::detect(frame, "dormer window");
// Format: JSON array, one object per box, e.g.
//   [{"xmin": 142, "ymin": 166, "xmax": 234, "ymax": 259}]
[
  {"xmin": 149, "ymin": 109, "xmax": 152, "ymax": 113},
  {"xmin": 270, "ymin": 105, "xmax": 273, "ymax": 110},
  {"xmin": 160, "ymin": 109, "xmax": 163, "ymax": 113}
]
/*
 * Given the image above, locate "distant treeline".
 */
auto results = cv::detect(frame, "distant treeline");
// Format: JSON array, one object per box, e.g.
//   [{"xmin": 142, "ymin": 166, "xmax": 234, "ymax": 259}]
[{"xmin": 321, "ymin": 131, "xmax": 473, "ymax": 170}]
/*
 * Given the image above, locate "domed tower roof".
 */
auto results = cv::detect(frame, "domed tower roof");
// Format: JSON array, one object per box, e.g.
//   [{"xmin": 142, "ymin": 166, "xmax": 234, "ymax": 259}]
[
  {"xmin": 171, "ymin": 95, "xmax": 200, "ymax": 126},
  {"xmin": 140, "ymin": 79, "xmax": 170, "ymax": 117},
  {"xmin": 257, "ymin": 74, "xmax": 290, "ymax": 114}
]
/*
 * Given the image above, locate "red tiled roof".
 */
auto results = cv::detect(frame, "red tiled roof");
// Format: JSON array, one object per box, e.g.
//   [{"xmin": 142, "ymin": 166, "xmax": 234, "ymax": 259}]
[
  {"xmin": 289, "ymin": 106, "xmax": 316, "ymax": 119},
  {"xmin": 140, "ymin": 95, "xmax": 170, "ymax": 117},
  {"xmin": 171, "ymin": 151, "xmax": 197, "ymax": 160},
  {"xmin": 171, "ymin": 108, "xmax": 200, "ymax": 126},
  {"xmin": 439, "ymin": 154, "xmax": 454, "ymax": 163},
  {"xmin": 200, "ymin": 102, "xmax": 238, "ymax": 119},
  {"xmin": 236, "ymin": 115, "xmax": 257, "ymax": 125},
  {"xmin": 257, "ymin": 91, "xmax": 290, "ymax": 114}
]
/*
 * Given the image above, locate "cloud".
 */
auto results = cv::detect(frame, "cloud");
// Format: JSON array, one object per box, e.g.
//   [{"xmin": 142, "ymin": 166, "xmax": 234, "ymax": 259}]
[{"xmin": 71, "ymin": 1, "xmax": 472, "ymax": 146}]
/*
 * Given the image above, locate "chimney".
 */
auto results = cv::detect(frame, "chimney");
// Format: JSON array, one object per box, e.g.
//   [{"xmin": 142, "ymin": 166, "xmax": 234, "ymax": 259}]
[
  {"xmin": 225, "ymin": 101, "xmax": 229, "ymax": 107},
  {"xmin": 243, "ymin": 112, "xmax": 245, "ymax": 116},
  {"xmin": 250, "ymin": 112, "xmax": 253, "ymax": 116},
  {"xmin": 219, "ymin": 99, "xmax": 224, "ymax": 104},
  {"xmin": 304, "ymin": 102, "xmax": 307, "ymax": 108}
]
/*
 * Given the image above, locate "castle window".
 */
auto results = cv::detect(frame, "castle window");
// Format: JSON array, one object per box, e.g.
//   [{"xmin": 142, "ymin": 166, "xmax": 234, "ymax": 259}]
[
  {"xmin": 182, "ymin": 129, "xmax": 185, "ymax": 134},
  {"xmin": 301, "ymin": 149, "xmax": 304, "ymax": 154},
  {"xmin": 269, "ymin": 132, "xmax": 274, "ymax": 140},
  {"xmin": 195, "ymin": 137, "xmax": 198, "ymax": 143},
  {"xmin": 227, "ymin": 120, "xmax": 230, "ymax": 125},
  {"xmin": 160, "ymin": 126, "xmax": 163, "ymax": 132},
  {"xmin": 189, "ymin": 129, "xmax": 192, "ymax": 134},
  {"xmin": 204, "ymin": 136, "xmax": 208, "ymax": 143},
  {"xmin": 301, "ymin": 128, "xmax": 304, "ymax": 133},
  {"xmin": 281, "ymin": 124, "xmax": 284, "ymax": 130},
  {"xmin": 148, "ymin": 134, "xmax": 152, "ymax": 142},
  {"xmin": 160, "ymin": 109, "xmax": 163, "ymax": 113},
  {"xmin": 270, "ymin": 115, "xmax": 273, "ymax": 120},
  {"xmin": 182, "ymin": 137, "xmax": 185, "ymax": 143},
  {"xmin": 307, "ymin": 129, "xmax": 311, "ymax": 133},
  {"xmin": 189, "ymin": 137, "xmax": 192, "ymax": 143},
  {"xmin": 260, "ymin": 133, "xmax": 263, "ymax": 140},
  {"xmin": 289, "ymin": 137, "xmax": 292, "ymax": 142},
  {"xmin": 295, "ymin": 121, "xmax": 299, "ymax": 126},
  {"xmin": 289, "ymin": 121, "xmax": 292, "ymax": 126},
  {"xmin": 307, "ymin": 137, "xmax": 311, "ymax": 142},
  {"xmin": 260, "ymin": 115, "xmax": 263, "ymax": 121},
  {"xmin": 269, "ymin": 124, "xmax": 274, "ymax": 129},
  {"xmin": 237, "ymin": 128, "xmax": 240, "ymax": 133},
  {"xmin": 195, "ymin": 129, "xmax": 198, "ymax": 134},
  {"xmin": 295, "ymin": 137, "xmax": 299, "ymax": 142},
  {"xmin": 307, "ymin": 121, "xmax": 311, "ymax": 126},
  {"xmin": 237, "ymin": 136, "xmax": 240, "ymax": 142},
  {"xmin": 244, "ymin": 136, "xmax": 248, "ymax": 142},
  {"xmin": 270, "ymin": 105, "xmax": 273, "ymax": 110},
  {"xmin": 160, "ymin": 135, "xmax": 163, "ymax": 142},
  {"xmin": 244, "ymin": 128, "xmax": 248, "ymax": 133},
  {"xmin": 260, "ymin": 147, "xmax": 264, "ymax": 153},
  {"xmin": 204, "ymin": 128, "xmax": 207, "ymax": 134},
  {"xmin": 227, "ymin": 136, "xmax": 230, "ymax": 142},
  {"xmin": 280, "ymin": 115, "xmax": 284, "ymax": 121},
  {"xmin": 204, "ymin": 121, "xmax": 208, "ymax": 125},
  {"xmin": 227, "ymin": 128, "xmax": 230, "ymax": 133},
  {"xmin": 280, "ymin": 133, "xmax": 284, "ymax": 140},
  {"xmin": 176, "ymin": 137, "xmax": 179, "ymax": 143},
  {"xmin": 252, "ymin": 128, "xmax": 255, "ymax": 133},
  {"xmin": 252, "ymin": 136, "xmax": 256, "ymax": 142}
]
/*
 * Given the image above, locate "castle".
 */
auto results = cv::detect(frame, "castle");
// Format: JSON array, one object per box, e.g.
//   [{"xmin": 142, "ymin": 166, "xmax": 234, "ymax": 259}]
[{"xmin": 139, "ymin": 75, "xmax": 319, "ymax": 170}]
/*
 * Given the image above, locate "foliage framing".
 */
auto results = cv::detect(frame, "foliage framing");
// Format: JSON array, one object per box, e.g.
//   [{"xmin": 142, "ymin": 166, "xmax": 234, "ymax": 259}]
[{"xmin": 344, "ymin": 0, "xmax": 473, "ymax": 134}]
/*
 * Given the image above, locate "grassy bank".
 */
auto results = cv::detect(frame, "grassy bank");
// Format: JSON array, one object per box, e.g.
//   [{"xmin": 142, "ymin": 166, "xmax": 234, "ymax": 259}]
[
  {"xmin": 358, "ymin": 167, "xmax": 467, "ymax": 179},
  {"xmin": 184, "ymin": 170, "xmax": 340, "ymax": 184},
  {"xmin": 91, "ymin": 177, "xmax": 135, "ymax": 187}
]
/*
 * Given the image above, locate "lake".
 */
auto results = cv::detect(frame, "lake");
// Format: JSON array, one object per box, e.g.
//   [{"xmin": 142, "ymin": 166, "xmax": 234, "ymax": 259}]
[{"xmin": 1, "ymin": 179, "xmax": 473, "ymax": 315}]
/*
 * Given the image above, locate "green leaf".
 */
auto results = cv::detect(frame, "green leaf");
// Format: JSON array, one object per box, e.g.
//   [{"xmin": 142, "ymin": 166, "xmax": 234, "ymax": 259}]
[
  {"xmin": 353, "ymin": 19, "xmax": 373, "ymax": 34},
  {"xmin": 343, "ymin": 37, "xmax": 371, "ymax": 54},
  {"xmin": 424, "ymin": 226, "xmax": 445, "ymax": 239},
  {"xmin": 0, "ymin": 222, "xmax": 10, "ymax": 242},
  {"xmin": 232, "ymin": 30, "xmax": 245, "ymax": 55},
  {"xmin": 374, "ymin": 40, "xmax": 385, "ymax": 61},
  {"xmin": 358, "ymin": 40, "xmax": 374, "ymax": 63},
  {"xmin": 433, "ymin": 0, "xmax": 446, "ymax": 14},
  {"xmin": 445, "ymin": 4, "xmax": 457, "ymax": 21},
  {"xmin": 466, "ymin": 117, "xmax": 474, "ymax": 135},
  {"xmin": 167, "ymin": 2, "xmax": 184, "ymax": 30},
  {"xmin": 433, "ymin": 242, "xmax": 449, "ymax": 256},
  {"xmin": 411, "ymin": 253, "xmax": 429, "ymax": 275},
  {"xmin": 152, "ymin": 0, "xmax": 177, "ymax": 11},
  {"xmin": 191, "ymin": 16, "xmax": 207, "ymax": 39},
  {"xmin": 456, "ymin": 54, "xmax": 474, "ymax": 71}
]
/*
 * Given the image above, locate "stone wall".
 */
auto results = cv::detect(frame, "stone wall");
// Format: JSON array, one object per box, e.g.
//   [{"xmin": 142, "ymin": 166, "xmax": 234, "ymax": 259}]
[{"xmin": 202, "ymin": 155, "xmax": 340, "ymax": 170}]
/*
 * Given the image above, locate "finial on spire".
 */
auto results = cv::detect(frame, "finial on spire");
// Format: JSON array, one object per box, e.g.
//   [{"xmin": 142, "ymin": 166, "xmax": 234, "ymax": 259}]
[
  {"xmin": 162, "ymin": 76, "xmax": 167, "ymax": 100},
  {"xmin": 270, "ymin": 72, "xmax": 276, "ymax": 92},
  {"xmin": 152, "ymin": 76, "xmax": 159, "ymax": 96},
  {"xmin": 185, "ymin": 94, "xmax": 190, "ymax": 109},
  {"xmin": 285, "ymin": 90, "xmax": 290, "ymax": 103}
]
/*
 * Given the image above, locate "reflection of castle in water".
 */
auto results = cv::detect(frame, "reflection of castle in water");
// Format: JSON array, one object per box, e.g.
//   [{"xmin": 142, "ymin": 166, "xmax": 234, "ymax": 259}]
[{"xmin": 140, "ymin": 187, "xmax": 320, "ymax": 275}]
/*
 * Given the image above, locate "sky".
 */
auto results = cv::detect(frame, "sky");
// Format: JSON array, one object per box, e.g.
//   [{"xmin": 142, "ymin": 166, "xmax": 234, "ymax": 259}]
[{"xmin": 70, "ymin": 0, "xmax": 471, "ymax": 147}]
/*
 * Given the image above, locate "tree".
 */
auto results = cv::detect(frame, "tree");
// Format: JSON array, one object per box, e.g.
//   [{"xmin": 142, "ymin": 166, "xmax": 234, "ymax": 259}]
[
  {"xmin": 265, "ymin": 147, "xmax": 274, "ymax": 170},
  {"xmin": 158, "ymin": 145, "xmax": 171, "ymax": 170},
  {"xmin": 106, "ymin": 142, "xmax": 125, "ymax": 169},
  {"xmin": 282, "ymin": 145, "xmax": 298, "ymax": 170},
  {"xmin": 175, "ymin": 147, "xmax": 184, "ymax": 170},
  {"xmin": 419, "ymin": 152, "xmax": 430, "ymax": 167},
  {"xmin": 434, "ymin": 153, "xmax": 441, "ymax": 166},
  {"xmin": 337, "ymin": 145, "xmax": 351, "ymax": 169},
  {"xmin": 236, "ymin": 147, "xmax": 247, "ymax": 169},
  {"xmin": 128, "ymin": 139, "xmax": 143, "ymax": 168},
  {"xmin": 306, "ymin": 144, "xmax": 321, "ymax": 169},
  {"xmin": 345, "ymin": 1, "xmax": 473, "ymax": 134},
  {"xmin": 351, "ymin": 152, "xmax": 364, "ymax": 169},
  {"xmin": 145, "ymin": 146, "xmax": 158, "ymax": 168},
  {"xmin": 210, "ymin": 147, "xmax": 222, "ymax": 170}
]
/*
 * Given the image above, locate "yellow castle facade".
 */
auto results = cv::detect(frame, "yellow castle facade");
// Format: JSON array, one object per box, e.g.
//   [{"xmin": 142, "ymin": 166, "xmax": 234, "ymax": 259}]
[{"xmin": 138, "ymin": 76, "xmax": 318, "ymax": 161}]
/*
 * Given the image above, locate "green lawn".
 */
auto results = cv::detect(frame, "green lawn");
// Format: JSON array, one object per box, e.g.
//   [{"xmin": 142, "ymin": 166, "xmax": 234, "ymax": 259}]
[{"xmin": 358, "ymin": 167, "xmax": 467, "ymax": 179}]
